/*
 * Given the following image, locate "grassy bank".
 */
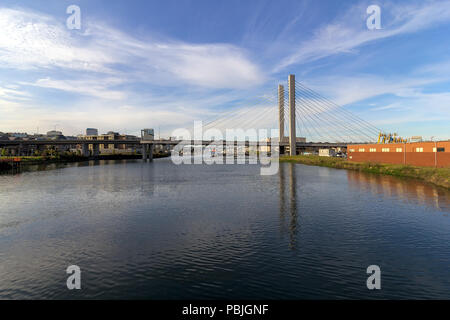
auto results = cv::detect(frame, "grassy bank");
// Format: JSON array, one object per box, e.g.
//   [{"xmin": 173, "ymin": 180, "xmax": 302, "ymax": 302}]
[
  {"xmin": 280, "ymin": 155, "xmax": 450, "ymax": 189},
  {"xmin": 0, "ymin": 153, "xmax": 170, "ymax": 172},
  {"xmin": 0, "ymin": 155, "xmax": 88, "ymax": 164}
]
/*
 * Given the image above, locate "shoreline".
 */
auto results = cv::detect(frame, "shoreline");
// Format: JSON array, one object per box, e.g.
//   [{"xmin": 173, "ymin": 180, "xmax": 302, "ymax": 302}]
[
  {"xmin": 2, "ymin": 154, "xmax": 449, "ymax": 189},
  {"xmin": 280, "ymin": 155, "xmax": 450, "ymax": 189},
  {"xmin": 0, "ymin": 153, "xmax": 170, "ymax": 172}
]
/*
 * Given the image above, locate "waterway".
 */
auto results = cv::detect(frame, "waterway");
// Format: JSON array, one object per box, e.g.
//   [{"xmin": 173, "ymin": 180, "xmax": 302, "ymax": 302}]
[{"xmin": 0, "ymin": 159, "xmax": 449, "ymax": 299}]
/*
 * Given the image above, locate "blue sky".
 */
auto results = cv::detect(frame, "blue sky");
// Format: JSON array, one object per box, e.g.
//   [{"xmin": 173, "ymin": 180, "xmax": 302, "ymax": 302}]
[{"xmin": 0, "ymin": 0, "xmax": 449, "ymax": 140}]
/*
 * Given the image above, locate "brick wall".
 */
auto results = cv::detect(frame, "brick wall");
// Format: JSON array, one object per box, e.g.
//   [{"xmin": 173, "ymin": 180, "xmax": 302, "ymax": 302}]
[{"xmin": 347, "ymin": 141, "xmax": 450, "ymax": 168}]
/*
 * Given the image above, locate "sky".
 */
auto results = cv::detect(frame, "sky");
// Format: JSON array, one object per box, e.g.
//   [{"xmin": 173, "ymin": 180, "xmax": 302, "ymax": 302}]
[{"xmin": 0, "ymin": 0, "xmax": 449, "ymax": 140}]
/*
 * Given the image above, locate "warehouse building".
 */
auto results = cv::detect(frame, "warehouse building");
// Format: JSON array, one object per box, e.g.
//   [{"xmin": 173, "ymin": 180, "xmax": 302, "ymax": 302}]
[{"xmin": 347, "ymin": 141, "xmax": 450, "ymax": 168}]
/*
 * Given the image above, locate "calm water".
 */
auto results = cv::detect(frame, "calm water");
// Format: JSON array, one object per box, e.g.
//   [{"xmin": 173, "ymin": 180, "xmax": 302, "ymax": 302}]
[{"xmin": 0, "ymin": 159, "xmax": 449, "ymax": 299}]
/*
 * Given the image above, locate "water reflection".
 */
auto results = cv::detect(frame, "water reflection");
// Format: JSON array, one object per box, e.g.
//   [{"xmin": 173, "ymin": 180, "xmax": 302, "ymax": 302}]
[
  {"xmin": 279, "ymin": 163, "xmax": 299, "ymax": 249},
  {"xmin": 347, "ymin": 170, "xmax": 450, "ymax": 212},
  {"xmin": 1, "ymin": 160, "xmax": 450, "ymax": 299}
]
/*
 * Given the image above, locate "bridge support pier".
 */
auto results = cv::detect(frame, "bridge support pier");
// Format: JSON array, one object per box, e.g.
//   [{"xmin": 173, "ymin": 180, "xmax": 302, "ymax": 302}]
[
  {"xmin": 142, "ymin": 145, "xmax": 147, "ymax": 160},
  {"xmin": 142, "ymin": 144, "xmax": 154, "ymax": 162},
  {"xmin": 82, "ymin": 143, "xmax": 90, "ymax": 157},
  {"xmin": 93, "ymin": 144, "xmax": 100, "ymax": 157},
  {"xmin": 149, "ymin": 144, "xmax": 154, "ymax": 162},
  {"xmin": 35, "ymin": 144, "xmax": 43, "ymax": 156}
]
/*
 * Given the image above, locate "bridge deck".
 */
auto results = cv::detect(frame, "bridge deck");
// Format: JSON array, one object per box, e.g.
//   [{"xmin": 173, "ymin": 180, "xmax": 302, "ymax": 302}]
[{"xmin": 0, "ymin": 139, "xmax": 361, "ymax": 148}]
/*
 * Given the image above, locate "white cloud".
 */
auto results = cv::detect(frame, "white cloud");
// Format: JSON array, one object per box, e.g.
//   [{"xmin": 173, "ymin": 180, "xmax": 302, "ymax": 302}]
[
  {"xmin": 0, "ymin": 88, "xmax": 277, "ymax": 136},
  {"xmin": 0, "ymin": 85, "xmax": 31, "ymax": 101},
  {"xmin": 26, "ymin": 78, "xmax": 127, "ymax": 100},
  {"xmin": 0, "ymin": 7, "xmax": 265, "ymax": 89},
  {"xmin": 275, "ymin": 0, "xmax": 450, "ymax": 71},
  {"xmin": 0, "ymin": 8, "xmax": 114, "ymax": 73},
  {"xmin": 303, "ymin": 68, "xmax": 448, "ymax": 107}
]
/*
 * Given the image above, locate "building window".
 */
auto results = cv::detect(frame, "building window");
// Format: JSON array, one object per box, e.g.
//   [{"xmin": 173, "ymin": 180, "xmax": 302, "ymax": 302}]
[
  {"xmin": 436, "ymin": 147, "xmax": 445, "ymax": 152},
  {"xmin": 359, "ymin": 148, "xmax": 365, "ymax": 152},
  {"xmin": 416, "ymin": 147, "xmax": 423, "ymax": 152},
  {"xmin": 370, "ymin": 148, "xmax": 377, "ymax": 152},
  {"xmin": 382, "ymin": 148, "xmax": 390, "ymax": 152},
  {"xmin": 396, "ymin": 148, "xmax": 402, "ymax": 152},
  {"xmin": 350, "ymin": 149, "xmax": 355, "ymax": 152}
]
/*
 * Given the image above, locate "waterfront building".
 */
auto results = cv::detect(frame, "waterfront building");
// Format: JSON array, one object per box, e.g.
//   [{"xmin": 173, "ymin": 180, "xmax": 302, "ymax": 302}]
[
  {"xmin": 82, "ymin": 131, "xmax": 140, "ymax": 154},
  {"xmin": 319, "ymin": 149, "xmax": 336, "ymax": 157},
  {"xmin": 46, "ymin": 130, "xmax": 65, "ymax": 140},
  {"xmin": 348, "ymin": 141, "xmax": 450, "ymax": 168},
  {"xmin": 86, "ymin": 128, "xmax": 98, "ymax": 136}
]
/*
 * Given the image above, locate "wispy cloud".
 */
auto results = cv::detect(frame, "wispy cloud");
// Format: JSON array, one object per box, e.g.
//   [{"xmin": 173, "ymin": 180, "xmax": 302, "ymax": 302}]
[
  {"xmin": 0, "ymin": 2, "xmax": 448, "ymax": 140},
  {"xmin": 0, "ymin": 7, "xmax": 266, "ymax": 89},
  {"xmin": 25, "ymin": 78, "xmax": 127, "ymax": 100},
  {"xmin": 0, "ymin": 85, "xmax": 31, "ymax": 102},
  {"xmin": 275, "ymin": 0, "xmax": 450, "ymax": 71}
]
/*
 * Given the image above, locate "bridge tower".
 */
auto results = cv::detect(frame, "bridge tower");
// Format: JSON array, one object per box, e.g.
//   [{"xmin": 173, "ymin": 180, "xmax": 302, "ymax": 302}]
[
  {"xmin": 278, "ymin": 84, "xmax": 285, "ymax": 143},
  {"xmin": 288, "ymin": 74, "xmax": 296, "ymax": 156}
]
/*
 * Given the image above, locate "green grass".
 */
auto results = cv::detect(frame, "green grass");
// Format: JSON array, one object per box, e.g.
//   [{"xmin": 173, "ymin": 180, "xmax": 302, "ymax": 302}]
[
  {"xmin": 0, "ymin": 156, "xmax": 49, "ymax": 162},
  {"xmin": 280, "ymin": 155, "xmax": 450, "ymax": 189}
]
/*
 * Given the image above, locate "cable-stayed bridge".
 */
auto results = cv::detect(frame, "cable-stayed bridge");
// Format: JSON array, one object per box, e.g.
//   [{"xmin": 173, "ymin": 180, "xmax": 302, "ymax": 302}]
[
  {"xmin": 193, "ymin": 74, "xmax": 380, "ymax": 156},
  {"xmin": 0, "ymin": 74, "xmax": 381, "ymax": 160}
]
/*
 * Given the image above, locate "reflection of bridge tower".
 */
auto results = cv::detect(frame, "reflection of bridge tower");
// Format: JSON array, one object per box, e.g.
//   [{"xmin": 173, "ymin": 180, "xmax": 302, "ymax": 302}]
[{"xmin": 279, "ymin": 162, "xmax": 298, "ymax": 250}]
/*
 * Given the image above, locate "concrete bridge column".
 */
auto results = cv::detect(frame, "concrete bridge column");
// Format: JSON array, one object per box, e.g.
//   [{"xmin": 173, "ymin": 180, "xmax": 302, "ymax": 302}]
[
  {"xmin": 142, "ymin": 144, "xmax": 147, "ymax": 160},
  {"xmin": 142, "ymin": 144, "xmax": 154, "ymax": 161},
  {"xmin": 93, "ymin": 144, "xmax": 100, "ymax": 157},
  {"xmin": 148, "ymin": 144, "xmax": 154, "ymax": 162},
  {"xmin": 82, "ymin": 143, "xmax": 90, "ymax": 157},
  {"xmin": 35, "ymin": 144, "xmax": 43, "ymax": 156}
]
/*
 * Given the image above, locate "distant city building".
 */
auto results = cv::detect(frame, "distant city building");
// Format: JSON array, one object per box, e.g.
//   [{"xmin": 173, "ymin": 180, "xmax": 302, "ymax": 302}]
[
  {"xmin": 0, "ymin": 132, "xmax": 9, "ymax": 140},
  {"xmin": 86, "ymin": 128, "xmax": 98, "ymax": 136},
  {"xmin": 81, "ymin": 131, "xmax": 140, "ymax": 154},
  {"xmin": 8, "ymin": 132, "xmax": 28, "ymax": 138},
  {"xmin": 141, "ymin": 129, "xmax": 154, "ymax": 141},
  {"xmin": 319, "ymin": 149, "xmax": 336, "ymax": 157},
  {"xmin": 46, "ymin": 130, "xmax": 66, "ymax": 140}
]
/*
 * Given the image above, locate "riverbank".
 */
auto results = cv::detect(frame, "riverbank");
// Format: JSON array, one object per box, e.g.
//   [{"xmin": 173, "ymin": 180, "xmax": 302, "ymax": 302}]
[
  {"xmin": 280, "ymin": 155, "xmax": 450, "ymax": 189},
  {"xmin": 0, "ymin": 153, "xmax": 170, "ymax": 172}
]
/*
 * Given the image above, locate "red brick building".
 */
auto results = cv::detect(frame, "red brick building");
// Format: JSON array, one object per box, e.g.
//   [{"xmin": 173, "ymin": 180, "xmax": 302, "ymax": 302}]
[{"xmin": 347, "ymin": 141, "xmax": 450, "ymax": 168}]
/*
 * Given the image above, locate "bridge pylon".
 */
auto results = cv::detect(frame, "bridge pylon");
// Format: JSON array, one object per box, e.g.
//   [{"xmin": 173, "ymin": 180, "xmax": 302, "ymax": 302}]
[
  {"xmin": 278, "ymin": 84, "xmax": 285, "ymax": 143},
  {"xmin": 288, "ymin": 74, "xmax": 296, "ymax": 156}
]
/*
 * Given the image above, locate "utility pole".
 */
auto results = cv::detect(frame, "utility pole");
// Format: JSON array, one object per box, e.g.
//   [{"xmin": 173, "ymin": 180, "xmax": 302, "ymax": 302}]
[{"xmin": 288, "ymin": 74, "xmax": 296, "ymax": 156}]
